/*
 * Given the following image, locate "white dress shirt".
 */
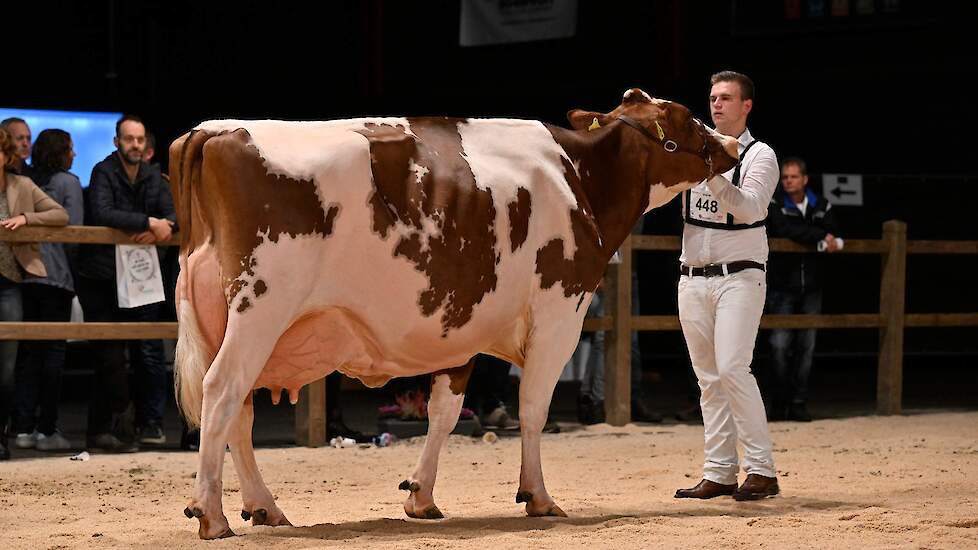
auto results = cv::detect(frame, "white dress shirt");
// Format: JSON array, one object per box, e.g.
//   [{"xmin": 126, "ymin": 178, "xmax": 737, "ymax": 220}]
[{"xmin": 680, "ymin": 128, "xmax": 780, "ymax": 266}]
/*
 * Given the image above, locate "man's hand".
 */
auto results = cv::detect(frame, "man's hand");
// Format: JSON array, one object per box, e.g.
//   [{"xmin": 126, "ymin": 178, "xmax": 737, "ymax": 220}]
[
  {"xmin": 148, "ymin": 217, "xmax": 174, "ymax": 242},
  {"xmin": 132, "ymin": 231, "xmax": 157, "ymax": 244},
  {"xmin": 0, "ymin": 214, "xmax": 28, "ymax": 231},
  {"xmin": 824, "ymin": 233, "xmax": 841, "ymax": 252}
]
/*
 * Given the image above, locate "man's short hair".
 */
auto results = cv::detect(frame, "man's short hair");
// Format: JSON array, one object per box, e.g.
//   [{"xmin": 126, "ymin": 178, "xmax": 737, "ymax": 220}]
[
  {"xmin": 146, "ymin": 131, "xmax": 156, "ymax": 151},
  {"xmin": 1, "ymin": 117, "xmax": 27, "ymax": 130},
  {"xmin": 781, "ymin": 156, "xmax": 808, "ymax": 176},
  {"xmin": 116, "ymin": 114, "xmax": 145, "ymax": 137},
  {"xmin": 710, "ymin": 71, "xmax": 755, "ymax": 101}
]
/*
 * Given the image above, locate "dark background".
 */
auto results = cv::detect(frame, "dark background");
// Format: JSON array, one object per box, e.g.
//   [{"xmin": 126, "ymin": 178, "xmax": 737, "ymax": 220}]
[{"xmin": 6, "ymin": 0, "xmax": 975, "ymax": 415}]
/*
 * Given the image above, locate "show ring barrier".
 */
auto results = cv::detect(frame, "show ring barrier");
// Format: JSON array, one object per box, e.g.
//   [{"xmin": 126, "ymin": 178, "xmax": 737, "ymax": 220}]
[{"xmin": 2, "ymin": 220, "xmax": 975, "ymax": 446}]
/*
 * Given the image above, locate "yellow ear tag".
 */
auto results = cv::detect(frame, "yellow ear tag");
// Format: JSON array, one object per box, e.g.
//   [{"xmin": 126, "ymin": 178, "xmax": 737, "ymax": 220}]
[
  {"xmin": 655, "ymin": 121, "xmax": 665, "ymax": 140},
  {"xmin": 588, "ymin": 117, "xmax": 601, "ymax": 131}
]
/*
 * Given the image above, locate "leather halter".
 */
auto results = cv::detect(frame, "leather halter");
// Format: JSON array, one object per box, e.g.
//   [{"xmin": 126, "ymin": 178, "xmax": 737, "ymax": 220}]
[{"xmin": 616, "ymin": 115, "xmax": 717, "ymax": 179}]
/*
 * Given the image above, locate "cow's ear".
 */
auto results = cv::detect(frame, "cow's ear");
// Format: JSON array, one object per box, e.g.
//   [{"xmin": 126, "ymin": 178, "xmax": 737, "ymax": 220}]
[
  {"xmin": 568, "ymin": 109, "xmax": 609, "ymax": 131},
  {"xmin": 622, "ymin": 88, "xmax": 654, "ymax": 105}
]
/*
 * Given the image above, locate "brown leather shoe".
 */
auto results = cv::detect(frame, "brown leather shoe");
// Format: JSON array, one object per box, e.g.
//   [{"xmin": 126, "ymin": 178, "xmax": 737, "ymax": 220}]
[
  {"xmin": 733, "ymin": 474, "xmax": 780, "ymax": 501},
  {"xmin": 674, "ymin": 479, "xmax": 737, "ymax": 499}
]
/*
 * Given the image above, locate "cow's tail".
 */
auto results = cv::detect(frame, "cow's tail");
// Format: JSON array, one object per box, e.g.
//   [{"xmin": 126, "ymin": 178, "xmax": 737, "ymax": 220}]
[
  {"xmin": 175, "ymin": 297, "xmax": 208, "ymax": 427},
  {"xmin": 170, "ymin": 129, "xmax": 216, "ymax": 428}
]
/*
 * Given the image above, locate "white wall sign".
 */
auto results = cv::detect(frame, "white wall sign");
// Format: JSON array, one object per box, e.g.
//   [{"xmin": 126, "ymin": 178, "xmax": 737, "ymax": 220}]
[{"xmin": 822, "ymin": 173, "xmax": 863, "ymax": 206}]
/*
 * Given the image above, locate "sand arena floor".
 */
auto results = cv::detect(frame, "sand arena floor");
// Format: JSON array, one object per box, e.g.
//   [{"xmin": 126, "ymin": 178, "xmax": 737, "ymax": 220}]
[{"xmin": 1, "ymin": 411, "xmax": 976, "ymax": 549}]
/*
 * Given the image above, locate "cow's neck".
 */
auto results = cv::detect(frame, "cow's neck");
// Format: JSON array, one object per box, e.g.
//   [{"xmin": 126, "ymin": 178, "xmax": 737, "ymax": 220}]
[{"xmin": 547, "ymin": 123, "xmax": 650, "ymax": 259}]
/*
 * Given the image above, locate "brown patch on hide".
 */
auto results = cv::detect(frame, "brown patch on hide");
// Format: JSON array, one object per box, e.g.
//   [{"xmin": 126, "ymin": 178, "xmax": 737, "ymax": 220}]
[
  {"xmin": 355, "ymin": 118, "xmax": 499, "ymax": 336},
  {"xmin": 507, "ymin": 187, "xmax": 532, "ymax": 253},
  {"xmin": 194, "ymin": 129, "xmax": 338, "ymax": 313},
  {"xmin": 432, "ymin": 357, "xmax": 476, "ymax": 396}
]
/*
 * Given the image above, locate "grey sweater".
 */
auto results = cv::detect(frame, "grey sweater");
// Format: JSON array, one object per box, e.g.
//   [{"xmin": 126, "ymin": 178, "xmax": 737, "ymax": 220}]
[{"xmin": 23, "ymin": 171, "xmax": 84, "ymax": 292}]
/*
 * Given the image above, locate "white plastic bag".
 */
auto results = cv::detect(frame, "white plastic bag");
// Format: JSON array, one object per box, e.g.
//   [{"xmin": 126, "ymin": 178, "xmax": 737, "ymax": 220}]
[{"xmin": 115, "ymin": 244, "xmax": 165, "ymax": 308}]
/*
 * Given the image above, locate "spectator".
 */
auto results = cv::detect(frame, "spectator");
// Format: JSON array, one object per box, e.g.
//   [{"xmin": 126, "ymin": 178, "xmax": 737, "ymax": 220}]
[
  {"xmin": 464, "ymin": 354, "xmax": 518, "ymax": 429},
  {"xmin": 0, "ymin": 126, "xmax": 69, "ymax": 460},
  {"xmin": 11, "ymin": 129, "xmax": 84, "ymax": 452},
  {"xmin": 76, "ymin": 115, "xmax": 176, "ymax": 452},
  {"xmin": 0, "ymin": 118, "xmax": 32, "ymax": 177},
  {"xmin": 765, "ymin": 157, "xmax": 843, "ymax": 422},
  {"xmin": 577, "ymin": 219, "xmax": 661, "ymax": 425}
]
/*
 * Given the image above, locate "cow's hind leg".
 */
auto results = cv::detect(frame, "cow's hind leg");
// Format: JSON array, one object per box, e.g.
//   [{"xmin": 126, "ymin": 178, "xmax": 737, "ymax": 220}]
[
  {"xmin": 185, "ymin": 325, "xmax": 280, "ymax": 539},
  {"xmin": 230, "ymin": 392, "xmax": 292, "ymax": 528},
  {"xmin": 400, "ymin": 360, "xmax": 474, "ymax": 519}
]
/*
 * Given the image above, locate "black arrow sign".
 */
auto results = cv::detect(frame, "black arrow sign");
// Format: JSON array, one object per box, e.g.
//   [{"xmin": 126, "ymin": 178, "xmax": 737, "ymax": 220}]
[{"xmin": 831, "ymin": 187, "xmax": 856, "ymax": 198}]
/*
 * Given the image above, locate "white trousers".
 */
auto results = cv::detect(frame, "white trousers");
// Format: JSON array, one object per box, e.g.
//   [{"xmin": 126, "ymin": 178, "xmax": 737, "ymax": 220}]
[{"xmin": 678, "ymin": 269, "xmax": 775, "ymax": 484}]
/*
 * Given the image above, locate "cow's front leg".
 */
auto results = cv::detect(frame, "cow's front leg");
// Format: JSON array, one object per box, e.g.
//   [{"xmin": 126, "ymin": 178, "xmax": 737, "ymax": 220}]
[
  {"xmin": 230, "ymin": 392, "xmax": 292, "ymax": 528},
  {"xmin": 400, "ymin": 361, "xmax": 473, "ymax": 519},
  {"xmin": 516, "ymin": 321, "xmax": 583, "ymax": 518}
]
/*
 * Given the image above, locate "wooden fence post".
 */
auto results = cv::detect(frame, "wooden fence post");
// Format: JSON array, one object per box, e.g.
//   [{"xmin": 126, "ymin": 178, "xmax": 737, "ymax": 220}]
[
  {"xmin": 294, "ymin": 378, "xmax": 327, "ymax": 447},
  {"xmin": 603, "ymin": 236, "xmax": 632, "ymax": 426},
  {"xmin": 877, "ymin": 220, "xmax": 907, "ymax": 415}
]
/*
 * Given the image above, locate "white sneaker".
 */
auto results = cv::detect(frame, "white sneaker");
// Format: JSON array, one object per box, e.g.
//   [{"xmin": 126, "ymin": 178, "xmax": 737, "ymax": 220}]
[
  {"xmin": 36, "ymin": 431, "xmax": 72, "ymax": 451},
  {"xmin": 14, "ymin": 431, "xmax": 38, "ymax": 449}
]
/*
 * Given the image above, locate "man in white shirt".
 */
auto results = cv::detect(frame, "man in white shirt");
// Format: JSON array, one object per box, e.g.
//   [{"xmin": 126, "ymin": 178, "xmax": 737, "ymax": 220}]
[{"xmin": 674, "ymin": 71, "xmax": 780, "ymax": 501}]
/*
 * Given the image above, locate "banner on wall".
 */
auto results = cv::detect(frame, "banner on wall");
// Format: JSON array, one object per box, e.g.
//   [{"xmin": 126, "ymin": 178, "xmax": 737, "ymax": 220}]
[{"xmin": 460, "ymin": 0, "xmax": 578, "ymax": 47}]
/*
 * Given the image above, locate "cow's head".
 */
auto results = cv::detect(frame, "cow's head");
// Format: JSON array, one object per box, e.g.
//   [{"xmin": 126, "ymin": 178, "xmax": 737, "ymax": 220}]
[{"xmin": 567, "ymin": 88, "xmax": 739, "ymax": 210}]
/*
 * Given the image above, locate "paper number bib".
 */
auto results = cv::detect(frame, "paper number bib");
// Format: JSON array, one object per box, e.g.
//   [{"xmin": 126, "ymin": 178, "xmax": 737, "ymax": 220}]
[{"xmin": 687, "ymin": 182, "xmax": 727, "ymax": 224}]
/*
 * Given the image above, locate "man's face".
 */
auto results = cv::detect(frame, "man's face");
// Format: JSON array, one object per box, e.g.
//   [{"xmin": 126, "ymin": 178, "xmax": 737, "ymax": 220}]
[
  {"xmin": 709, "ymin": 81, "xmax": 751, "ymax": 130},
  {"xmin": 115, "ymin": 120, "xmax": 146, "ymax": 165},
  {"xmin": 781, "ymin": 163, "xmax": 808, "ymax": 196},
  {"xmin": 8, "ymin": 121, "xmax": 31, "ymax": 161}
]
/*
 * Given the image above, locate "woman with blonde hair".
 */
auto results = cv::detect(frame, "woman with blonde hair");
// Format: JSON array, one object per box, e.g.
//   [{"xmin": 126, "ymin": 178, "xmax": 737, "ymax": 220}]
[{"xmin": 0, "ymin": 126, "xmax": 69, "ymax": 460}]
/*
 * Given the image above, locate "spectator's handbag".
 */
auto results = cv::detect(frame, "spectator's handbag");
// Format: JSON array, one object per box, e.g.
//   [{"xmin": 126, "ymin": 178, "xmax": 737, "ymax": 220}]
[{"xmin": 115, "ymin": 244, "xmax": 166, "ymax": 308}]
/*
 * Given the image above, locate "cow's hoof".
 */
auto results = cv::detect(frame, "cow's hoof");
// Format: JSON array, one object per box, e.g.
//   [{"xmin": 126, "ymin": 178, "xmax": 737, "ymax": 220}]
[
  {"xmin": 399, "ymin": 479, "xmax": 421, "ymax": 493},
  {"xmin": 527, "ymin": 503, "xmax": 567, "ymax": 518},
  {"xmin": 407, "ymin": 505, "xmax": 444, "ymax": 520},
  {"xmin": 197, "ymin": 518, "xmax": 235, "ymax": 540},
  {"xmin": 249, "ymin": 507, "xmax": 293, "ymax": 527}
]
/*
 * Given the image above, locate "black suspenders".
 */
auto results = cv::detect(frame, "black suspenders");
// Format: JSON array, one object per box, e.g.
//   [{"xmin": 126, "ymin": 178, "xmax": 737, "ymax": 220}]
[{"xmin": 684, "ymin": 140, "xmax": 766, "ymax": 230}]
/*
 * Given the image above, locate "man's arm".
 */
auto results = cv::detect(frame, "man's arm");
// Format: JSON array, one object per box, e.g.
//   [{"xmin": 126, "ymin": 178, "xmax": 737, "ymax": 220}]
[
  {"xmin": 87, "ymin": 168, "xmax": 150, "ymax": 231},
  {"xmin": 768, "ymin": 200, "xmax": 826, "ymax": 244},
  {"xmin": 705, "ymin": 146, "xmax": 780, "ymax": 224}
]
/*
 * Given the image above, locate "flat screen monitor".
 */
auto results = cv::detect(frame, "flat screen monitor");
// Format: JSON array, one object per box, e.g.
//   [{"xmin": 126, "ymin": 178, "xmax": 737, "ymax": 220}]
[{"xmin": 0, "ymin": 107, "xmax": 122, "ymax": 187}]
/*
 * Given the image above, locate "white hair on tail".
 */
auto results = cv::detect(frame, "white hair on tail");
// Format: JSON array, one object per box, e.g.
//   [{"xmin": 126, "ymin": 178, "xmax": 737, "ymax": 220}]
[{"xmin": 174, "ymin": 298, "xmax": 211, "ymax": 427}]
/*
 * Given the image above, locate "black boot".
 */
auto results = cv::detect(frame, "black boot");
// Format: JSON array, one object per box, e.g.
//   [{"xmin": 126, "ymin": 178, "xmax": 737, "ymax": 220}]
[{"xmin": 787, "ymin": 401, "xmax": 812, "ymax": 422}]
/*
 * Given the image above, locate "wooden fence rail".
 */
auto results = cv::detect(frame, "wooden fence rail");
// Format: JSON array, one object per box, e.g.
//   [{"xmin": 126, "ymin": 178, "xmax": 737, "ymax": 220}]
[{"xmin": 1, "ymin": 221, "xmax": 976, "ymax": 443}]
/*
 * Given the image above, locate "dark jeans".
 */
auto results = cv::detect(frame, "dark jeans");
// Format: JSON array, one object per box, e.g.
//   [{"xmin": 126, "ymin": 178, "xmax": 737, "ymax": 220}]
[
  {"xmin": 580, "ymin": 269, "xmax": 644, "ymax": 403},
  {"xmin": 0, "ymin": 276, "xmax": 22, "ymax": 436},
  {"xmin": 77, "ymin": 276, "xmax": 166, "ymax": 437},
  {"xmin": 13, "ymin": 283, "xmax": 73, "ymax": 435},
  {"xmin": 463, "ymin": 354, "xmax": 511, "ymax": 416},
  {"xmin": 767, "ymin": 287, "xmax": 822, "ymax": 405}
]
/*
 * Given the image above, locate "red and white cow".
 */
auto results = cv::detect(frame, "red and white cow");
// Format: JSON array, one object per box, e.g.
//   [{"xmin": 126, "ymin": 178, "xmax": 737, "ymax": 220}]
[{"xmin": 170, "ymin": 89, "xmax": 738, "ymax": 538}]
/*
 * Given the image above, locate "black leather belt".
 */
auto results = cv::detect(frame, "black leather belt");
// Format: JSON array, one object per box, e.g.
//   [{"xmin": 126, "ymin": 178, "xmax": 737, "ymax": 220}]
[{"xmin": 680, "ymin": 260, "xmax": 765, "ymax": 277}]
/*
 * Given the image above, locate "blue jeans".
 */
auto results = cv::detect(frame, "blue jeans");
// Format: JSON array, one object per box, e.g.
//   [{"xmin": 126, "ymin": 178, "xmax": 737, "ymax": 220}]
[
  {"xmin": 0, "ymin": 276, "xmax": 23, "ymax": 436},
  {"xmin": 767, "ymin": 288, "xmax": 822, "ymax": 405}
]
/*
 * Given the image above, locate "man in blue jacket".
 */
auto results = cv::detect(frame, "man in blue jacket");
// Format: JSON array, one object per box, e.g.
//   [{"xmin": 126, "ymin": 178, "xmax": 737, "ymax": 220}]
[
  {"xmin": 765, "ymin": 157, "xmax": 842, "ymax": 422},
  {"xmin": 77, "ymin": 115, "xmax": 176, "ymax": 451}
]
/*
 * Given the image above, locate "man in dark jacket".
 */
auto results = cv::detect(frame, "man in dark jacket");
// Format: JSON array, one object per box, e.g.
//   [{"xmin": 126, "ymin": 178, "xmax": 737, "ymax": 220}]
[
  {"xmin": 765, "ymin": 157, "xmax": 842, "ymax": 422},
  {"xmin": 77, "ymin": 115, "xmax": 176, "ymax": 451}
]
